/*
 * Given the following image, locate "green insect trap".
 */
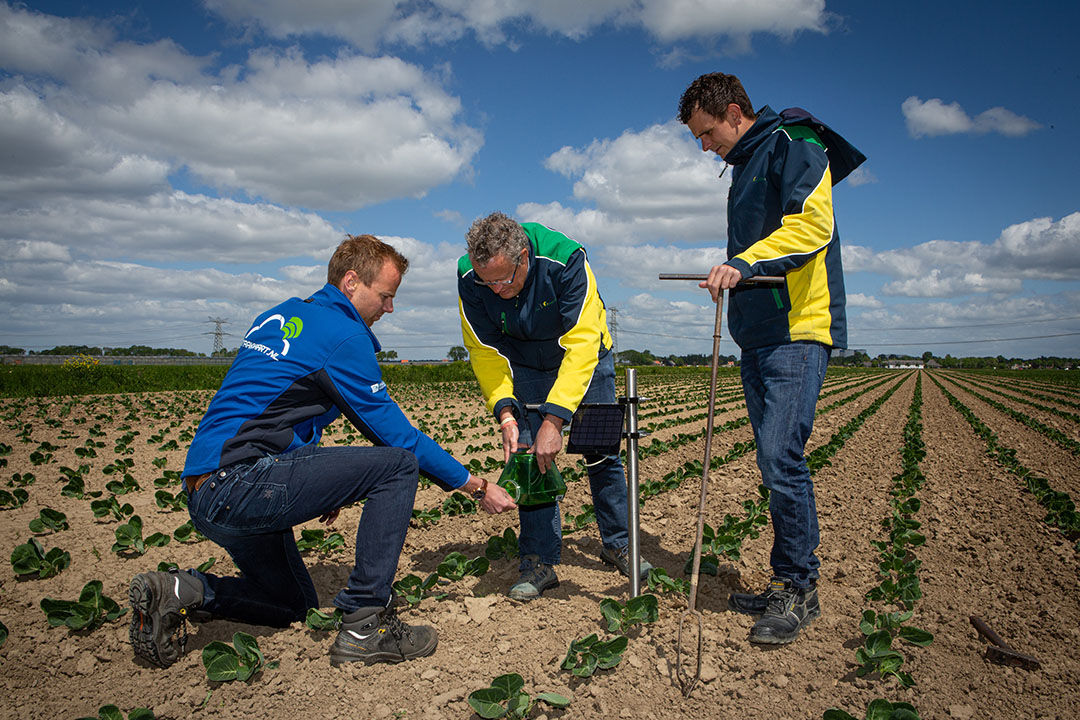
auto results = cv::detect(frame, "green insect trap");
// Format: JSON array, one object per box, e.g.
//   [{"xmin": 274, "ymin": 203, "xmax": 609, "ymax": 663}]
[{"xmin": 497, "ymin": 451, "xmax": 566, "ymax": 507}]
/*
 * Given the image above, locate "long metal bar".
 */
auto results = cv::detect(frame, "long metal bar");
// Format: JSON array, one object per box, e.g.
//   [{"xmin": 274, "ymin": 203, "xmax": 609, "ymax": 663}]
[
  {"xmin": 625, "ymin": 368, "xmax": 641, "ymax": 597},
  {"xmin": 659, "ymin": 273, "xmax": 785, "ymax": 285}
]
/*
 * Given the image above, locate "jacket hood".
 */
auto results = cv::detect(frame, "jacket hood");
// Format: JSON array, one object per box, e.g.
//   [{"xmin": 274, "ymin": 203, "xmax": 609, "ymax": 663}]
[{"xmin": 725, "ymin": 105, "xmax": 782, "ymax": 166}]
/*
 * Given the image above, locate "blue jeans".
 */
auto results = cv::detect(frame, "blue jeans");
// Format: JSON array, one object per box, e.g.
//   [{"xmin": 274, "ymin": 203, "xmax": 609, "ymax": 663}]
[
  {"xmin": 740, "ymin": 341, "xmax": 828, "ymax": 588},
  {"xmin": 511, "ymin": 350, "xmax": 629, "ymax": 568},
  {"xmin": 186, "ymin": 443, "xmax": 418, "ymax": 627}
]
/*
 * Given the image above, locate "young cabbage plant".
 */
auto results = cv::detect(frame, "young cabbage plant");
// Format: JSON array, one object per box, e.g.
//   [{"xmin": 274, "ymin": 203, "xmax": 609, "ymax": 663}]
[
  {"xmin": 11, "ymin": 537, "xmax": 71, "ymax": 579},
  {"xmin": 29, "ymin": 507, "xmax": 69, "ymax": 534},
  {"xmin": 561, "ymin": 633, "xmax": 629, "ymax": 677},
  {"xmin": 304, "ymin": 608, "xmax": 343, "ymax": 631},
  {"xmin": 645, "ymin": 567, "xmax": 690, "ymax": 596},
  {"xmin": 484, "ymin": 527, "xmax": 519, "ymax": 561},
  {"xmin": 599, "ymin": 594, "xmax": 659, "ymax": 634},
  {"xmin": 75, "ymin": 704, "xmax": 155, "ymax": 720},
  {"xmin": 41, "ymin": 580, "xmax": 127, "ymax": 631},
  {"xmin": 173, "ymin": 520, "xmax": 207, "ymax": 544},
  {"xmin": 854, "ymin": 630, "xmax": 914, "ymax": 688},
  {"xmin": 202, "ymin": 631, "xmax": 279, "ymax": 682},
  {"xmin": 467, "ymin": 673, "xmax": 570, "ymax": 719},
  {"xmin": 823, "ymin": 698, "xmax": 921, "ymax": 720},
  {"xmin": 392, "ymin": 573, "xmax": 444, "ymax": 607},
  {"xmin": 112, "ymin": 516, "xmax": 170, "ymax": 556},
  {"xmin": 436, "ymin": 551, "xmax": 489, "ymax": 582}
]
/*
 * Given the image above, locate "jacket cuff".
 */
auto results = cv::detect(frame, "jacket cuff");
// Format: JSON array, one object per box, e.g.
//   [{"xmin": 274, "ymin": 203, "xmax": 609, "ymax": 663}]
[
  {"xmin": 726, "ymin": 258, "xmax": 752, "ymax": 278},
  {"xmin": 539, "ymin": 402, "xmax": 574, "ymax": 424},
  {"xmin": 493, "ymin": 398, "xmax": 517, "ymax": 421}
]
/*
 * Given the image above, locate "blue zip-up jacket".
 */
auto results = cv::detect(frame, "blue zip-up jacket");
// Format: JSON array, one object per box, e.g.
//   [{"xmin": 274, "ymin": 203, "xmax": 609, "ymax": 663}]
[
  {"xmin": 183, "ymin": 284, "xmax": 469, "ymax": 489},
  {"xmin": 723, "ymin": 105, "xmax": 861, "ymax": 350},
  {"xmin": 457, "ymin": 222, "xmax": 612, "ymax": 424}
]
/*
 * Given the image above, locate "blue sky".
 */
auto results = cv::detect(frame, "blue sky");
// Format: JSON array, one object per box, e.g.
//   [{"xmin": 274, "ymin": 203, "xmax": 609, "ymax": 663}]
[{"xmin": 2, "ymin": 0, "xmax": 1078, "ymax": 360}]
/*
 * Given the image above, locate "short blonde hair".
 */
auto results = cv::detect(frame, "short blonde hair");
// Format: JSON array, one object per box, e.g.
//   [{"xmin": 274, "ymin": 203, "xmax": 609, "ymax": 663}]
[{"xmin": 328, "ymin": 234, "xmax": 409, "ymax": 287}]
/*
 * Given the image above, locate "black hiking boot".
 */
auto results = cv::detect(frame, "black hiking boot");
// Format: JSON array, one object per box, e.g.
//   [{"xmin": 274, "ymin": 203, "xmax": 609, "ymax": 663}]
[
  {"xmin": 507, "ymin": 554, "xmax": 559, "ymax": 601},
  {"xmin": 747, "ymin": 577, "xmax": 820, "ymax": 645},
  {"xmin": 329, "ymin": 604, "xmax": 437, "ymax": 666},
  {"xmin": 129, "ymin": 569, "xmax": 204, "ymax": 668},
  {"xmin": 598, "ymin": 545, "xmax": 654, "ymax": 580}
]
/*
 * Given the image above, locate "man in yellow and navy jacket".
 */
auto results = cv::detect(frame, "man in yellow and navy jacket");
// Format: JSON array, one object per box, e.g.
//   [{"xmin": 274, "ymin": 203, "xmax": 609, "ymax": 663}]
[
  {"xmin": 679, "ymin": 72, "xmax": 864, "ymax": 646},
  {"xmin": 457, "ymin": 212, "xmax": 650, "ymax": 600}
]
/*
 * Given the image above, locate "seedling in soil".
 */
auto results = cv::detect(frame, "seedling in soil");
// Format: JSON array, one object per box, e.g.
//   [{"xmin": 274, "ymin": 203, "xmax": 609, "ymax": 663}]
[
  {"xmin": 485, "ymin": 527, "xmax": 519, "ymax": 561},
  {"xmin": 823, "ymin": 699, "xmax": 921, "ymax": 720},
  {"xmin": 467, "ymin": 673, "xmax": 570, "ymax": 719},
  {"xmin": 411, "ymin": 506, "xmax": 441, "ymax": 527},
  {"xmin": 295, "ymin": 529, "xmax": 345, "ymax": 554},
  {"xmin": 202, "ymin": 631, "xmax": 279, "ymax": 682},
  {"xmin": 442, "ymin": 491, "xmax": 477, "ymax": 516},
  {"xmin": 0, "ymin": 488, "xmax": 29, "ymax": 509},
  {"xmin": 305, "ymin": 608, "xmax": 343, "ymax": 630},
  {"xmin": 393, "ymin": 573, "xmax": 445, "ymax": 607},
  {"xmin": 9, "ymin": 472, "xmax": 35, "ymax": 486},
  {"xmin": 41, "ymin": 580, "xmax": 127, "ymax": 631},
  {"xmin": 599, "ymin": 594, "xmax": 659, "ymax": 634},
  {"xmin": 561, "ymin": 633, "xmax": 629, "ymax": 677},
  {"xmin": 75, "ymin": 705, "xmax": 154, "ymax": 720},
  {"xmin": 854, "ymin": 630, "xmax": 914, "ymax": 687},
  {"xmin": 29, "ymin": 507, "xmax": 69, "ymax": 534},
  {"xmin": 859, "ymin": 610, "xmax": 934, "ymax": 647},
  {"xmin": 153, "ymin": 470, "xmax": 182, "ymax": 488},
  {"xmin": 436, "ymin": 551, "xmax": 489, "ymax": 581},
  {"xmin": 61, "ymin": 474, "xmax": 101, "ymax": 500},
  {"xmin": 104, "ymin": 473, "xmax": 140, "ymax": 496},
  {"xmin": 112, "ymin": 516, "xmax": 171, "ymax": 556},
  {"xmin": 91, "ymin": 496, "xmax": 135, "ymax": 522},
  {"xmin": 11, "ymin": 537, "xmax": 71, "ymax": 578},
  {"xmin": 173, "ymin": 520, "xmax": 207, "ymax": 544},
  {"xmin": 154, "ymin": 489, "xmax": 188, "ymax": 512},
  {"xmin": 562, "ymin": 504, "xmax": 596, "ymax": 534},
  {"xmin": 645, "ymin": 567, "xmax": 690, "ymax": 596}
]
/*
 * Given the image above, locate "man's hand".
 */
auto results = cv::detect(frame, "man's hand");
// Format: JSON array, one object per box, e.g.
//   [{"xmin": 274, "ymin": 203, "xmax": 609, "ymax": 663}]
[
  {"xmin": 530, "ymin": 415, "xmax": 564, "ymax": 473},
  {"xmin": 480, "ymin": 482, "xmax": 517, "ymax": 514},
  {"xmin": 700, "ymin": 263, "xmax": 743, "ymax": 303},
  {"xmin": 319, "ymin": 508, "xmax": 340, "ymax": 525},
  {"xmin": 498, "ymin": 410, "xmax": 520, "ymax": 463}
]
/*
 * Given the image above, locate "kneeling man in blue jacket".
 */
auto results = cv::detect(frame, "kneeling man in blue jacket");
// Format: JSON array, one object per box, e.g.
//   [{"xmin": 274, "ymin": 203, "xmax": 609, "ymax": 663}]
[{"xmin": 128, "ymin": 234, "xmax": 516, "ymax": 669}]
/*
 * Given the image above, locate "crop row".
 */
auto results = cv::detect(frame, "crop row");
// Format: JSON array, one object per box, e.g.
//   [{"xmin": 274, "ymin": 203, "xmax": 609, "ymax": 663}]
[{"xmin": 927, "ymin": 373, "xmax": 1080, "ymax": 545}]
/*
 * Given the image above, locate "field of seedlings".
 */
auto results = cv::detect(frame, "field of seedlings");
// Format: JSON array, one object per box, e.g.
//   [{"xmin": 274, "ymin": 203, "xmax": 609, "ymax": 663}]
[{"xmin": 1, "ymin": 367, "xmax": 1078, "ymax": 720}]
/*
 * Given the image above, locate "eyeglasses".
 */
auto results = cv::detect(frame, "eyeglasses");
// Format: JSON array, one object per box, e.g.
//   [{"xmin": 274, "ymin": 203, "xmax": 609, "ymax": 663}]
[{"xmin": 473, "ymin": 251, "xmax": 527, "ymax": 287}]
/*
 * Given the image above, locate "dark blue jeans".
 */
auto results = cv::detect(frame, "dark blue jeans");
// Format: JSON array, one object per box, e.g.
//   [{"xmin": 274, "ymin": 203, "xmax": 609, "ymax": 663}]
[
  {"xmin": 511, "ymin": 350, "xmax": 629, "ymax": 568},
  {"xmin": 186, "ymin": 443, "xmax": 418, "ymax": 627},
  {"xmin": 740, "ymin": 341, "xmax": 829, "ymax": 588}
]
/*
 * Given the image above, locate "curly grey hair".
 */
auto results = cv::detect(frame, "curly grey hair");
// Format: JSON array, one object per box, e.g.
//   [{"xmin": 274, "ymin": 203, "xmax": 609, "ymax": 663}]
[{"xmin": 465, "ymin": 211, "xmax": 529, "ymax": 268}]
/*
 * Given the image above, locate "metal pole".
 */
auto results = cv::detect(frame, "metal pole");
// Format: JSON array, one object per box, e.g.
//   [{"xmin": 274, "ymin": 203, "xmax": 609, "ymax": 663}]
[
  {"xmin": 625, "ymin": 368, "xmax": 641, "ymax": 597},
  {"xmin": 658, "ymin": 273, "xmax": 785, "ymax": 285}
]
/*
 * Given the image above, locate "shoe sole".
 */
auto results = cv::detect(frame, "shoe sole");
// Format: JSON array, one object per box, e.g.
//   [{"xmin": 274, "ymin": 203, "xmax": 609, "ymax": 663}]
[
  {"xmin": 329, "ymin": 635, "xmax": 438, "ymax": 667},
  {"xmin": 129, "ymin": 574, "xmax": 169, "ymax": 668},
  {"xmin": 747, "ymin": 607, "xmax": 822, "ymax": 645},
  {"xmin": 507, "ymin": 580, "xmax": 560, "ymax": 602}
]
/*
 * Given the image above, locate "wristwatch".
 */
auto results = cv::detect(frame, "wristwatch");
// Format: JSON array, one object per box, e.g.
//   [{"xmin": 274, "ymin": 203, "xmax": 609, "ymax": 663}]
[{"xmin": 472, "ymin": 478, "xmax": 488, "ymax": 500}]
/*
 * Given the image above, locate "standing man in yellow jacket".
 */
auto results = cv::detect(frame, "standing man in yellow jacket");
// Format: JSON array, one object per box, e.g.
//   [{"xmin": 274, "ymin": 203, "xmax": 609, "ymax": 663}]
[{"xmin": 457, "ymin": 211, "xmax": 651, "ymax": 600}]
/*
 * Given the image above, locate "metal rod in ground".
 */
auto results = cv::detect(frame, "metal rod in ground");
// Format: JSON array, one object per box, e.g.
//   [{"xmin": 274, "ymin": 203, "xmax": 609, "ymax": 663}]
[
  {"xmin": 676, "ymin": 292, "xmax": 725, "ymax": 698},
  {"xmin": 658, "ymin": 273, "xmax": 785, "ymax": 285},
  {"xmin": 625, "ymin": 368, "xmax": 641, "ymax": 598}
]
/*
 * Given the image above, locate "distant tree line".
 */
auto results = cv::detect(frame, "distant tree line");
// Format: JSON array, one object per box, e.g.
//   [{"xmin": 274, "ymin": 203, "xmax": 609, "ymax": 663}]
[
  {"xmin": 4, "ymin": 344, "xmax": 207, "ymax": 357},
  {"xmin": 616, "ymin": 347, "xmax": 1077, "ymax": 370}
]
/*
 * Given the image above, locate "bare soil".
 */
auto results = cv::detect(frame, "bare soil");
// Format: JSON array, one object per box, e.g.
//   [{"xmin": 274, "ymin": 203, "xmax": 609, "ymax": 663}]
[{"xmin": 1, "ymin": 370, "xmax": 1078, "ymax": 719}]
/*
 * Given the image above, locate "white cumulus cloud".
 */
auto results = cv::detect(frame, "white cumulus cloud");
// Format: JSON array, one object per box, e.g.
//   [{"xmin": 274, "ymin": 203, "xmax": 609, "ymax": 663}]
[{"xmin": 902, "ymin": 96, "xmax": 1040, "ymax": 139}]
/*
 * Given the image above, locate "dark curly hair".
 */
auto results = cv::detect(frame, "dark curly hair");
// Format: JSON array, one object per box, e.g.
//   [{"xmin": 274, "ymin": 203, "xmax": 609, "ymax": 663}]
[{"xmin": 677, "ymin": 72, "xmax": 755, "ymax": 124}]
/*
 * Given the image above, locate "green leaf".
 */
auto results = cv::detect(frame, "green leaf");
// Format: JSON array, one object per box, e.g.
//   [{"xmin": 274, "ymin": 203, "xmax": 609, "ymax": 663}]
[
  {"xmin": 865, "ymin": 699, "xmax": 895, "ymax": 720},
  {"xmin": 571, "ymin": 652, "xmax": 598, "ymax": 677},
  {"xmin": 822, "ymin": 710, "xmax": 858, "ymax": 720},
  {"xmin": 202, "ymin": 641, "xmax": 241, "ymax": 682},
  {"xmin": 491, "ymin": 673, "xmax": 525, "ymax": 699},
  {"xmin": 897, "ymin": 625, "xmax": 934, "ymax": 647},
  {"xmin": 534, "ymin": 692, "xmax": 571, "ymax": 709},
  {"xmin": 128, "ymin": 709, "xmax": 156, "ymax": 720},
  {"xmin": 467, "ymin": 688, "xmax": 509, "ymax": 719},
  {"xmin": 599, "ymin": 598, "xmax": 622, "ymax": 633},
  {"xmin": 865, "ymin": 629, "xmax": 893, "ymax": 655}
]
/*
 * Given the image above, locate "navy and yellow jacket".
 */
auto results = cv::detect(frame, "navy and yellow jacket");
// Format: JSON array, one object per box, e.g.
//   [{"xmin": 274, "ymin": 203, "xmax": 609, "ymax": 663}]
[
  {"xmin": 457, "ymin": 223, "xmax": 612, "ymax": 424},
  {"xmin": 183, "ymin": 283, "xmax": 469, "ymax": 489},
  {"xmin": 723, "ymin": 105, "xmax": 861, "ymax": 350}
]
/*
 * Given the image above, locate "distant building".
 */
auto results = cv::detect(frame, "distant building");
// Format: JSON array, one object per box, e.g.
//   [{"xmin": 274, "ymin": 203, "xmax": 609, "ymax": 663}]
[{"xmin": 884, "ymin": 359, "xmax": 924, "ymax": 369}]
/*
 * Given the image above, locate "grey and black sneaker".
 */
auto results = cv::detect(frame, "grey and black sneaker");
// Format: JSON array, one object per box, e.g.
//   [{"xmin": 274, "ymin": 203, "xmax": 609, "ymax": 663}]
[
  {"xmin": 507, "ymin": 554, "xmax": 559, "ymax": 601},
  {"xmin": 129, "ymin": 569, "xmax": 204, "ymax": 668},
  {"xmin": 747, "ymin": 577, "xmax": 820, "ymax": 645},
  {"xmin": 329, "ymin": 605, "xmax": 437, "ymax": 667},
  {"xmin": 598, "ymin": 545, "xmax": 654, "ymax": 580}
]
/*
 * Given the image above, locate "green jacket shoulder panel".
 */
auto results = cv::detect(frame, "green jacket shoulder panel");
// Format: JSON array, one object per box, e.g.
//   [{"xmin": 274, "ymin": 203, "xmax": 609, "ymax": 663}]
[
  {"xmin": 779, "ymin": 124, "xmax": 825, "ymax": 149},
  {"xmin": 524, "ymin": 222, "xmax": 582, "ymax": 264}
]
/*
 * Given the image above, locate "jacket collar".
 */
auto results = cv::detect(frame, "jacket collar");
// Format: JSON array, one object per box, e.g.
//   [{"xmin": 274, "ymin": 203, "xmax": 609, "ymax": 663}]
[
  {"xmin": 308, "ymin": 283, "xmax": 382, "ymax": 352},
  {"xmin": 724, "ymin": 105, "xmax": 782, "ymax": 166}
]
